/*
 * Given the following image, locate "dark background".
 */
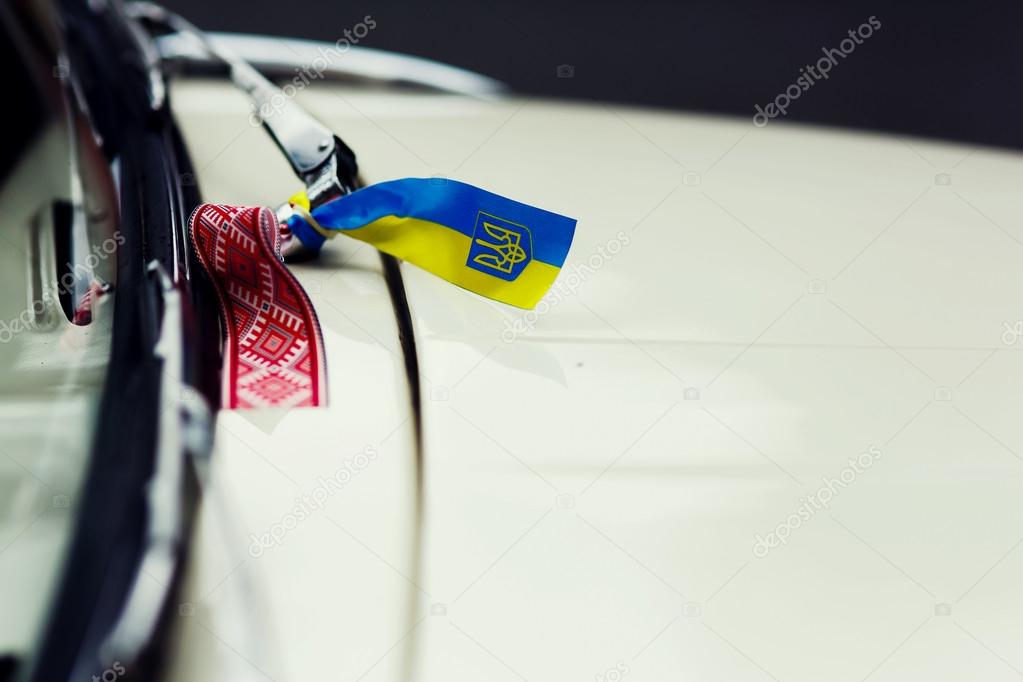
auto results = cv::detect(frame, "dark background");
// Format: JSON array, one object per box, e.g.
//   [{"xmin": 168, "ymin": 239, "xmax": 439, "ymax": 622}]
[{"xmin": 164, "ymin": 0, "xmax": 1023, "ymax": 150}]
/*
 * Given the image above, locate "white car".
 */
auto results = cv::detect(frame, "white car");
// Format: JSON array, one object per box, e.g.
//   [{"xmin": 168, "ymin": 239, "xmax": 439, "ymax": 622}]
[{"xmin": 3, "ymin": 2, "xmax": 1022, "ymax": 681}]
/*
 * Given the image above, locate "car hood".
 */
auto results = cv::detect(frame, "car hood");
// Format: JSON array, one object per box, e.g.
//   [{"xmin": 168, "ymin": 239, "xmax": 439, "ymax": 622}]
[{"xmin": 167, "ymin": 78, "xmax": 1023, "ymax": 682}]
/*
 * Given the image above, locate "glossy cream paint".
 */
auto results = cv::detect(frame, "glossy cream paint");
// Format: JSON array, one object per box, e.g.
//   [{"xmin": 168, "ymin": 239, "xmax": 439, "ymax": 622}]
[{"xmin": 165, "ymin": 77, "xmax": 1023, "ymax": 682}]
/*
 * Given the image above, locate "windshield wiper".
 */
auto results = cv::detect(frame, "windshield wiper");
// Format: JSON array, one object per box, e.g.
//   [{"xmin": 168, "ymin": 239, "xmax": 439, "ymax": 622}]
[{"xmin": 125, "ymin": 2, "xmax": 360, "ymax": 257}]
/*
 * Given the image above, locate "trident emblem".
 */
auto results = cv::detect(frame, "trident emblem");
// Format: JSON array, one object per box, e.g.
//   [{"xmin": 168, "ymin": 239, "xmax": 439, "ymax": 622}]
[{"xmin": 471, "ymin": 221, "xmax": 528, "ymax": 274}]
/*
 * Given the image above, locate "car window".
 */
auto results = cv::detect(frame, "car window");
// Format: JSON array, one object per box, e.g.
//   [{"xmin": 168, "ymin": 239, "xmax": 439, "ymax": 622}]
[{"xmin": 0, "ymin": 11, "xmax": 118, "ymax": 674}]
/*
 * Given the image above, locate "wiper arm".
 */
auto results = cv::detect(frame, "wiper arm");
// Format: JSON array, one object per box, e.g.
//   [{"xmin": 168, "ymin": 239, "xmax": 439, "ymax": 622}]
[{"xmin": 125, "ymin": 2, "xmax": 359, "ymax": 255}]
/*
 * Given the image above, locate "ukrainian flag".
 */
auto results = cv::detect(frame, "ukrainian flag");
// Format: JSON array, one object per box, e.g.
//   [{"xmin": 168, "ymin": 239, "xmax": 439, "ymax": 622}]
[{"xmin": 286, "ymin": 178, "xmax": 576, "ymax": 309}]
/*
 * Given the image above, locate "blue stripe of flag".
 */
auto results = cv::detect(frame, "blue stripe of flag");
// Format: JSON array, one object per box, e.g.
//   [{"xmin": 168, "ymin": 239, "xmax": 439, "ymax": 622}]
[{"xmin": 309, "ymin": 178, "xmax": 576, "ymax": 268}]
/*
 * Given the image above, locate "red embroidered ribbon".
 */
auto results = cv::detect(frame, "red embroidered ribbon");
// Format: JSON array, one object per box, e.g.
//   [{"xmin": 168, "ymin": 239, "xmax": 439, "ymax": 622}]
[{"xmin": 190, "ymin": 204, "xmax": 326, "ymax": 409}]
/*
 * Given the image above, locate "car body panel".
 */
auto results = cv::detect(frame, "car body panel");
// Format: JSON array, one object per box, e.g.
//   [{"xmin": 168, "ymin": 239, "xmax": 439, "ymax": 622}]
[
  {"xmin": 167, "ymin": 76, "xmax": 1023, "ymax": 681},
  {"xmin": 165, "ymin": 81, "xmax": 420, "ymax": 682},
  {"xmin": 0, "ymin": 108, "xmax": 115, "ymax": 666}
]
